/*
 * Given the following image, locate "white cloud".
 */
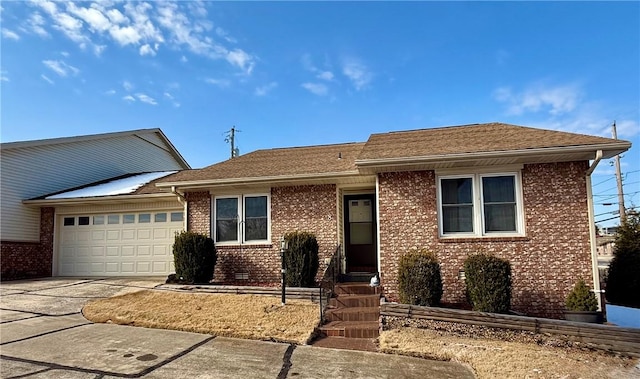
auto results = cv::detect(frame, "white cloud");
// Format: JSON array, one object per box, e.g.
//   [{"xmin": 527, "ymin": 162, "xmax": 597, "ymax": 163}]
[
  {"xmin": 40, "ymin": 74, "xmax": 54, "ymax": 84},
  {"xmin": 493, "ymin": 83, "xmax": 581, "ymax": 116},
  {"xmin": 136, "ymin": 93, "xmax": 157, "ymax": 105},
  {"xmin": 122, "ymin": 81, "xmax": 133, "ymax": 91},
  {"xmin": 104, "ymin": 89, "xmax": 116, "ymax": 95},
  {"xmin": 42, "ymin": 59, "xmax": 79, "ymax": 77},
  {"xmin": 67, "ymin": 3, "xmax": 111, "ymax": 32},
  {"xmin": 180, "ymin": 55, "xmax": 188, "ymax": 63},
  {"xmin": 2, "ymin": 28, "xmax": 20, "ymax": 40},
  {"xmin": 342, "ymin": 60, "xmax": 372, "ymax": 90},
  {"xmin": 24, "ymin": 1, "xmax": 254, "ymax": 72},
  {"xmin": 255, "ymin": 82, "xmax": 278, "ymax": 96},
  {"xmin": 226, "ymin": 49, "xmax": 255, "ymax": 75},
  {"xmin": 1, "ymin": 70, "xmax": 9, "ymax": 82},
  {"xmin": 106, "ymin": 8, "xmax": 127, "ymax": 24},
  {"xmin": 301, "ymin": 82, "xmax": 328, "ymax": 96},
  {"xmin": 204, "ymin": 78, "xmax": 230, "ymax": 88},
  {"xmin": 109, "ymin": 25, "xmax": 141, "ymax": 46},
  {"xmin": 122, "ymin": 95, "xmax": 136, "ymax": 102},
  {"xmin": 25, "ymin": 13, "xmax": 49, "ymax": 37},
  {"xmin": 317, "ymin": 71, "xmax": 334, "ymax": 81},
  {"xmin": 139, "ymin": 43, "xmax": 156, "ymax": 56}
]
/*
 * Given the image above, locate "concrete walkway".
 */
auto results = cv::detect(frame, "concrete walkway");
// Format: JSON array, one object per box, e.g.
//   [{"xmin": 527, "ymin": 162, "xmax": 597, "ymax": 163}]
[{"xmin": 0, "ymin": 278, "xmax": 475, "ymax": 378}]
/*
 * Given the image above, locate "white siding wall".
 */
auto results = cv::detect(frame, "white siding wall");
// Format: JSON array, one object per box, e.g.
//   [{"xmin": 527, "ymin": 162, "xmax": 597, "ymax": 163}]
[{"xmin": 1, "ymin": 132, "xmax": 186, "ymax": 242}]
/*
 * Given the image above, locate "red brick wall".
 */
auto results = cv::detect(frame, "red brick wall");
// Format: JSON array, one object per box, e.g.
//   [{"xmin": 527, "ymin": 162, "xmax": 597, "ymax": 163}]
[
  {"xmin": 1, "ymin": 207, "xmax": 55, "ymax": 280},
  {"xmin": 186, "ymin": 192, "xmax": 211, "ymax": 236},
  {"xmin": 196, "ymin": 185, "xmax": 338, "ymax": 284},
  {"xmin": 378, "ymin": 162, "xmax": 592, "ymax": 318}
]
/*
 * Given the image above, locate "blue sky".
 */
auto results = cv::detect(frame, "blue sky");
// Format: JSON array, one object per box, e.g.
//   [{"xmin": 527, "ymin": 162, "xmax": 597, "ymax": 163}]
[{"xmin": 1, "ymin": 1, "xmax": 638, "ymax": 227}]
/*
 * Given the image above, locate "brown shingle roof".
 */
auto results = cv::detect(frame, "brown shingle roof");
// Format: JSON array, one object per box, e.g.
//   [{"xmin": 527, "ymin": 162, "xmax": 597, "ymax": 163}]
[
  {"xmin": 357, "ymin": 122, "xmax": 622, "ymax": 160},
  {"xmin": 162, "ymin": 142, "xmax": 365, "ymax": 184}
]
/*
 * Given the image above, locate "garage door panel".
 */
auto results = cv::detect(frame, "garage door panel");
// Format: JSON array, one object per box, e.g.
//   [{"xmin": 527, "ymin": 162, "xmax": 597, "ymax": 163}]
[
  {"xmin": 106, "ymin": 230, "xmax": 120, "ymax": 240},
  {"xmin": 105, "ymin": 262, "xmax": 119, "ymax": 274},
  {"xmin": 121, "ymin": 262, "xmax": 136, "ymax": 273},
  {"xmin": 77, "ymin": 247, "xmax": 90, "ymax": 257},
  {"xmin": 136, "ymin": 262, "xmax": 151, "ymax": 273},
  {"xmin": 138, "ymin": 229, "xmax": 151, "ymax": 240},
  {"xmin": 137, "ymin": 246, "xmax": 151, "ymax": 256},
  {"xmin": 62, "ymin": 231, "xmax": 75, "ymax": 243},
  {"xmin": 91, "ymin": 230, "xmax": 105, "ymax": 241},
  {"xmin": 153, "ymin": 245, "xmax": 169, "ymax": 256},
  {"xmin": 91, "ymin": 246, "xmax": 105, "ymax": 257},
  {"xmin": 106, "ymin": 246, "xmax": 119, "ymax": 257},
  {"xmin": 91, "ymin": 263, "xmax": 105, "ymax": 273},
  {"xmin": 121, "ymin": 246, "xmax": 135, "ymax": 257},
  {"xmin": 153, "ymin": 229, "xmax": 168, "ymax": 239},
  {"xmin": 122, "ymin": 229, "xmax": 135, "ymax": 240}
]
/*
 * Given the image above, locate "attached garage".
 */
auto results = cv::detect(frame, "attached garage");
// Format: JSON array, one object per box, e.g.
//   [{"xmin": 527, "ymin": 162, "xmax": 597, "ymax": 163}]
[{"xmin": 56, "ymin": 209, "xmax": 184, "ymax": 276}]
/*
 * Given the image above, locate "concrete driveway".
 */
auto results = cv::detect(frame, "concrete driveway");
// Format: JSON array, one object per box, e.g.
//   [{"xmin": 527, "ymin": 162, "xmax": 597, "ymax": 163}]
[{"xmin": 0, "ymin": 278, "xmax": 475, "ymax": 378}]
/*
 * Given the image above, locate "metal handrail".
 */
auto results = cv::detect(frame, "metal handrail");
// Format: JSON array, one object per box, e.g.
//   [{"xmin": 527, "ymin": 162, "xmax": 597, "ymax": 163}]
[{"xmin": 318, "ymin": 244, "xmax": 341, "ymax": 322}]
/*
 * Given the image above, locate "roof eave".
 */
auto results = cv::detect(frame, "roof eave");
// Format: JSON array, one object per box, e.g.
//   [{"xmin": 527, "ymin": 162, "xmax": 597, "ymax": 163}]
[
  {"xmin": 23, "ymin": 193, "xmax": 178, "ymax": 207},
  {"xmin": 355, "ymin": 143, "xmax": 631, "ymax": 170},
  {"xmin": 156, "ymin": 170, "xmax": 364, "ymax": 190}
]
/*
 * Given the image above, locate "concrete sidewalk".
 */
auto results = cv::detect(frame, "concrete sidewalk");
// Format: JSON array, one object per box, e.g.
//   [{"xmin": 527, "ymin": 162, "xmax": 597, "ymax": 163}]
[{"xmin": 0, "ymin": 278, "xmax": 475, "ymax": 378}]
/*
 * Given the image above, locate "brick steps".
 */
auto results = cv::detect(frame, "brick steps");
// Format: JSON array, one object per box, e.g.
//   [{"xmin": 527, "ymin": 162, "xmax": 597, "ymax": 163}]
[
  {"xmin": 317, "ymin": 283, "xmax": 381, "ymax": 340},
  {"xmin": 325, "ymin": 307, "xmax": 380, "ymax": 322},
  {"xmin": 319, "ymin": 321, "xmax": 380, "ymax": 338}
]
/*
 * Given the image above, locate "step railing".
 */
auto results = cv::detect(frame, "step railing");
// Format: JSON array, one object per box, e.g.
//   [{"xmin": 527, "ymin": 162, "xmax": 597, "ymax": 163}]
[{"xmin": 318, "ymin": 244, "xmax": 341, "ymax": 322}]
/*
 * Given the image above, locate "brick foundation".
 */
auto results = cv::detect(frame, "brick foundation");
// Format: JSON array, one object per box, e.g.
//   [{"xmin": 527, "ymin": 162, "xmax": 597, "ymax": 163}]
[
  {"xmin": 377, "ymin": 162, "xmax": 592, "ymax": 319},
  {"xmin": 1, "ymin": 207, "xmax": 55, "ymax": 280}
]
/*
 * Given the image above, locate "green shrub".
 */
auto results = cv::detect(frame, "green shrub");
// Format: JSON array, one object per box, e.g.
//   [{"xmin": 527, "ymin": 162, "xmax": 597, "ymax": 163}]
[
  {"xmin": 565, "ymin": 279, "xmax": 598, "ymax": 312},
  {"xmin": 283, "ymin": 231, "xmax": 319, "ymax": 287},
  {"xmin": 397, "ymin": 249, "xmax": 443, "ymax": 306},
  {"xmin": 605, "ymin": 213, "xmax": 640, "ymax": 308},
  {"xmin": 464, "ymin": 253, "xmax": 512, "ymax": 313},
  {"xmin": 173, "ymin": 231, "xmax": 217, "ymax": 284}
]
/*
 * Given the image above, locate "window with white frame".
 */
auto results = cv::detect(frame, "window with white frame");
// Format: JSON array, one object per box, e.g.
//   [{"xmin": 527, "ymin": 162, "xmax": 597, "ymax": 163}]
[
  {"xmin": 438, "ymin": 172, "xmax": 523, "ymax": 237},
  {"xmin": 214, "ymin": 194, "xmax": 270, "ymax": 244}
]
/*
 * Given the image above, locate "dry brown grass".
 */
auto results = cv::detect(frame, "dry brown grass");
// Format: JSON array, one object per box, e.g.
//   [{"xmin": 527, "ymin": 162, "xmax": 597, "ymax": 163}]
[
  {"xmin": 379, "ymin": 327, "xmax": 639, "ymax": 379},
  {"xmin": 83, "ymin": 290, "xmax": 319, "ymax": 344}
]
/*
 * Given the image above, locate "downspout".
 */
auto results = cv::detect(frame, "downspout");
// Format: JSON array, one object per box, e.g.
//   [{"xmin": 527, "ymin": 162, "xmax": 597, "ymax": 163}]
[
  {"xmin": 586, "ymin": 150, "xmax": 603, "ymax": 311},
  {"xmin": 171, "ymin": 186, "xmax": 188, "ymax": 231}
]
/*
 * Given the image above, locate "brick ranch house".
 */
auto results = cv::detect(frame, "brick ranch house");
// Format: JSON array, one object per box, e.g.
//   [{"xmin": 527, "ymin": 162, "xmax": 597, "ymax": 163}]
[{"xmin": 11, "ymin": 122, "xmax": 631, "ymax": 319}]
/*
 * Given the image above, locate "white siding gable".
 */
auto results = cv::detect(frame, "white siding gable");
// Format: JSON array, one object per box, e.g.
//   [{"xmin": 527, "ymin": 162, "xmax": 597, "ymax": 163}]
[{"xmin": 1, "ymin": 130, "xmax": 188, "ymax": 242}]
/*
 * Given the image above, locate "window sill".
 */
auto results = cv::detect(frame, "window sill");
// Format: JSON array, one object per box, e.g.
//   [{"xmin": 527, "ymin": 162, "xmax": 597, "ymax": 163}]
[
  {"xmin": 215, "ymin": 243, "xmax": 274, "ymax": 249},
  {"xmin": 438, "ymin": 235, "xmax": 530, "ymax": 243}
]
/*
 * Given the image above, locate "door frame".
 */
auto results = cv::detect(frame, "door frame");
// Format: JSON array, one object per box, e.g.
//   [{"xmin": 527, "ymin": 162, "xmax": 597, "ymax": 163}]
[{"xmin": 343, "ymin": 193, "xmax": 378, "ymax": 273}]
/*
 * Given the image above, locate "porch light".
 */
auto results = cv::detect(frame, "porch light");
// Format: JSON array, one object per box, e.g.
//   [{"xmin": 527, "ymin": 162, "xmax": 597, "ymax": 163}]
[{"xmin": 458, "ymin": 270, "xmax": 466, "ymax": 280}]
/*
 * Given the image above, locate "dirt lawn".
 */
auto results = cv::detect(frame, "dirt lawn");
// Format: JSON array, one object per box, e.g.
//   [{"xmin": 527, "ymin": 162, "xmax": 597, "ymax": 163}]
[
  {"xmin": 379, "ymin": 327, "xmax": 639, "ymax": 379},
  {"xmin": 83, "ymin": 290, "xmax": 320, "ymax": 344}
]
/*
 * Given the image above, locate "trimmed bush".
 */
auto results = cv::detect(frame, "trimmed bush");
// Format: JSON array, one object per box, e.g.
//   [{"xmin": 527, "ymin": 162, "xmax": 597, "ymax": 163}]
[
  {"xmin": 464, "ymin": 253, "xmax": 512, "ymax": 313},
  {"xmin": 173, "ymin": 231, "xmax": 217, "ymax": 284},
  {"xmin": 605, "ymin": 213, "xmax": 640, "ymax": 308},
  {"xmin": 565, "ymin": 279, "xmax": 598, "ymax": 312},
  {"xmin": 283, "ymin": 231, "xmax": 319, "ymax": 287},
  {"xmin": 397, "ymin": 249, "xmax": 443, "ymax": 306}
]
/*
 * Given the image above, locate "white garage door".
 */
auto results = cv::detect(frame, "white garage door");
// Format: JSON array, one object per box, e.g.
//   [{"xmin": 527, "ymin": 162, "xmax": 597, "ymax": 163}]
[{"xmin": 57, "ymin": 210, "xmax": 184, "ymax": 276}]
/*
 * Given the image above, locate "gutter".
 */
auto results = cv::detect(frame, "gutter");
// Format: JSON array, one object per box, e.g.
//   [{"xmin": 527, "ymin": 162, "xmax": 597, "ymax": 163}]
[
  {"xmin": 171, "ymin": 186, "xmax": 188, "ymax": 231},
  {"xmin": 156, "ymin": 170, "xmax": 365, "ymax": 189},
  {"xmin": 586, "ymin": 150, "xmax": 604, "ymax": 312},
  {"xmin": 22, "ymin": 193, "xmax": 178, "ymax": 207}
]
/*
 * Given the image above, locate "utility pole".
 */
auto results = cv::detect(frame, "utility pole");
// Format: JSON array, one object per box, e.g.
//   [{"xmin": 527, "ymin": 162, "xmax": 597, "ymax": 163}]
[
  {"xmin": 612, "ymin": 121, "xmax": 626, "ymax": 223},
  {"xmin": 224, "ymin": 126, "xmax": 240, "ymax": 159}
]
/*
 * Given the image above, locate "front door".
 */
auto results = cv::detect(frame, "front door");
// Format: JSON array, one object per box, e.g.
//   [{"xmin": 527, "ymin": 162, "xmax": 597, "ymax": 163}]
[{"xmin": 344, "ymin": 194, "xmax": 377, "ymax": 273}]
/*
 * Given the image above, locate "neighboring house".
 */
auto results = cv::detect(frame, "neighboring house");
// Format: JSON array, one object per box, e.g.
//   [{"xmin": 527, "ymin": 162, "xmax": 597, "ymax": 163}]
[
  {"xmin": 8, "ymin": 122, "xmax": 631, "ymax": 319},
  {"xmin": 1, "ymin": 129, "xmax": 190, "ymax": 279}
]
